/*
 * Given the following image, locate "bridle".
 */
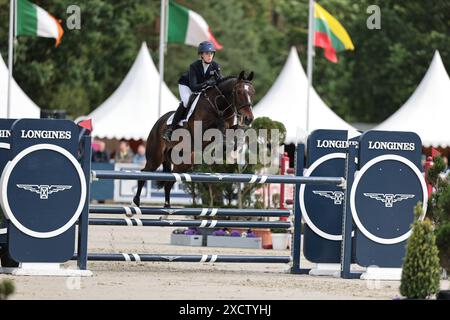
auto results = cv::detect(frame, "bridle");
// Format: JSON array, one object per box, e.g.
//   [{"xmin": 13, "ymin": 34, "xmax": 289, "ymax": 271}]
[{"xmin": 203, "ymin": 79, "xmax": 254, "ymax": 123}]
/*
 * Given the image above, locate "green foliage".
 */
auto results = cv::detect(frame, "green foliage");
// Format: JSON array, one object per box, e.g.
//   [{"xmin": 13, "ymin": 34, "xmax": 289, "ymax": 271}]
[
  {"xmin": 0, "ymin": 279, "xmax": 15, "ymax": 300},
  {"xmin": 252, "ymin": 117, "xmax": 286, "ymax": 145},
  {"xmin": 424, "ymin": 156, "xmax": 450, "ymax": 271},
  {"xmin": 427, "ymin": 156, "xmax": 447, "ymax": 187},
  {"xmin": 270, "ymin": 228, "xmax": 288, "ymax": 233},
  {"xmin": 400, "ymin": 204, "xmax": 441, "ymax": 299},
  {"xmin": 0, "ymin": 1, "xmax": 448, "ymax": 123}
]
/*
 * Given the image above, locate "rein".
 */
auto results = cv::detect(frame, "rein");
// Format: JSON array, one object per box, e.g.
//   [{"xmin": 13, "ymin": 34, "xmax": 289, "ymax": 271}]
[{"xmin": 202, "ymin": 78, "xmax": 253, "ymax": 123}]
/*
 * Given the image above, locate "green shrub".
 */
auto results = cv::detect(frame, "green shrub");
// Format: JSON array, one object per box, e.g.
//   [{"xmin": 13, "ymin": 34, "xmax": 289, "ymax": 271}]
[
  {"xmin": 400, "ymin": 204, "xmax": 441, "ymax": 299},
  {"xmin": 425, "ymin": 156, "xmax": 450, "ymax": 272},
  {"xmin": 0, "ymin": 279, "xmax": 15, "ymax": 300},
  {"xmin": 435, "ymin": 223, "xmax": 450, "ymax": 272}
]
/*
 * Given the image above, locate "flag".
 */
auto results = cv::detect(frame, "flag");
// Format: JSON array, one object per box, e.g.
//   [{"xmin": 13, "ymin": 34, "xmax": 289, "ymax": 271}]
[
  {"xmin": 314, "ymin": 2, "xmax": 354, "ymax": 63},
  {"xmin": 78, "ymin": 119, "xmax": 93, "ymax": 132},
  {"xmin": 431, "ymin": 148, "xmax": 441, "ymax": 158},
  {"xmin": 16, "ymin": 0, "xmax": 64, "ymax": 46},
  {"xmin": 167, "ymin": 0, "xmax": 222, "ymax": 50}
]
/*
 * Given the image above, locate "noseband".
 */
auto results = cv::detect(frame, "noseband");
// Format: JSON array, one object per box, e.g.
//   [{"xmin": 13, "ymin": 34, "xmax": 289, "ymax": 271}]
[{"xmin": 232, "ymin": 80, "xmax": 254, "ymax": 111}]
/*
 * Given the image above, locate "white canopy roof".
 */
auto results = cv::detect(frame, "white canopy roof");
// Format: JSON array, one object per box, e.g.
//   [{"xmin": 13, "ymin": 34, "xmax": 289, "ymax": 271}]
[
  {"xmin": 87, "ymin": 42, "xmax": 179, "ymax": 140},
  {"xmin": 376, "ymin": 51, "xmax": 450, "ymax": 148},
  {"xmin": 0, "ymin": 54, "xmax": 40, "ymax": 118},
  {"xmin": 253, "ymin": 47, "xmax": 355, "ymax": 144}
]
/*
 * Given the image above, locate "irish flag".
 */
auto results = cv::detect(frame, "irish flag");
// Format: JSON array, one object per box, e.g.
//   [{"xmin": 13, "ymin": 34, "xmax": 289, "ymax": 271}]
[
  {"xmin": 167, "ymin": 0, "xmax": 222, "ymax": 50},
  {"xmin": 314, "ymin": 2, "xmax": 354, "ymax": 63},
  {"xmin": 16, "ymin": 0, "xmax": 64, "ymax": 46}
]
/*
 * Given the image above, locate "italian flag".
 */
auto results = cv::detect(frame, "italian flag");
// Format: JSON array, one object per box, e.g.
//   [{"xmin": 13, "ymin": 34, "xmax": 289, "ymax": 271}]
[
  {"xmin": 16, "ymin": 0, "xmax": 64, "ymax": 46},
  {"xmin": 314, "ymin": 2, "xmax": 354, "ymax": 63},
  {"xmin": 167, "ymin": 0, "xmax": 222, "ymax": 50}
]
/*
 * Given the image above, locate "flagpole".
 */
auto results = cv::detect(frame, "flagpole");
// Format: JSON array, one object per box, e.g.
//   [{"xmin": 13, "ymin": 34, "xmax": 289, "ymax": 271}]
[
  {"xmin": 306, "ymin": 0, "xmax": 315, "ymax": 134},
  {"xmin": 7, "ymin": 0, "xmax": 15, "ymax": 119},
  {"xmin": 158, "ymin": 0, "xmax": 167, "ymax": 118}
]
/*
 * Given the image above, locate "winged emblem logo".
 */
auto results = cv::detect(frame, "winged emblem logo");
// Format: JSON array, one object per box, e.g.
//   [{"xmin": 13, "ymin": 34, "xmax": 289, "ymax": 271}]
[
  {"xmin": 204, "ymin": 173, "xmax": 230, "ymax": 181},
  {"xmin": 162, "ymin": 256, "xmax": 181, "ymax": 262},
  {"xmin": 363, "ymin": 193, "xmax": 415, "ymax": 208},
  {"xmin": 313, "ymin": 190, "xmax": 345, "ymax": 205},
  {"xmin": 16, "ymin": 184, "xmax": 72, "ymax": 200}
]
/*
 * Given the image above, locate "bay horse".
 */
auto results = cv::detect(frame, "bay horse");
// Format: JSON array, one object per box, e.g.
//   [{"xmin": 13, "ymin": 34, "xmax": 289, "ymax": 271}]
[{"xmin": 133, "ymin": 71, "xmax": 255, "ymax": 208}]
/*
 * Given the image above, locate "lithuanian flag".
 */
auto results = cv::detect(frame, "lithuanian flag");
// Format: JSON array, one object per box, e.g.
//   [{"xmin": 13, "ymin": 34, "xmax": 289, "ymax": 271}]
[{"xmin": 314, "ymin": 2, "xmax": 354, "ymax": 63}]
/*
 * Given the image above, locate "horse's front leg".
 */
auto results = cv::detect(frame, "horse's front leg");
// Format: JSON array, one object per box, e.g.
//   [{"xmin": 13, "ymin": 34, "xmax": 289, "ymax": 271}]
[
  {"xmin": 164, "ymin": 181, "xmax": 175, "ymax": 208},
  {"xmin": 133, "ymin": 180, "xmax": 146, "ymax": 208},
  {"xmin": 169, "ymin": 161, "xmax": 195, "ymax": 209}
]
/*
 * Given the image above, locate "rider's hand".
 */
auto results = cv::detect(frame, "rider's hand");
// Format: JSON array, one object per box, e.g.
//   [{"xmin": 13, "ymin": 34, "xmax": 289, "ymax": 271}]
[{"xmin": 206, "ymin": 79, "xmax": 216, "ymax": 87}]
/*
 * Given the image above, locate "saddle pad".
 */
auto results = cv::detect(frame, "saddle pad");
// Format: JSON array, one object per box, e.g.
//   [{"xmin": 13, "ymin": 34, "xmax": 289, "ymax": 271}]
[{"xmin": 167, "ymin": 94, "xmax": 201, "ymax": 126}]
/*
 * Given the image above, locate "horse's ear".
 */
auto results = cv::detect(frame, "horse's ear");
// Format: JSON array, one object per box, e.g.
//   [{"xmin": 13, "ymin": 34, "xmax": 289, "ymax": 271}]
[
  {"xmin": 238, "ymin": 71, "xmax": 245, "ymax": 80},
  {"xmin": 247, "ymin": 71, "xmax": 254, "ymax": 81}
]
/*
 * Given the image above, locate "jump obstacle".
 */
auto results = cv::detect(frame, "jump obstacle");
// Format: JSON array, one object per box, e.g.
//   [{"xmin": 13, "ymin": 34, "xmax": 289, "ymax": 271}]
[{"xmin": 0, "ymin": 119, "xmax": 427, "ymax": 279}]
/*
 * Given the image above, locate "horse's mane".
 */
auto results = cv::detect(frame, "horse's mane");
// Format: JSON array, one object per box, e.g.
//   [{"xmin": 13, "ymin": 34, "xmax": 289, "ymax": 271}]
[{"xmin": 218, "ymin": 75, "xmax": 237, "ymax": 83}]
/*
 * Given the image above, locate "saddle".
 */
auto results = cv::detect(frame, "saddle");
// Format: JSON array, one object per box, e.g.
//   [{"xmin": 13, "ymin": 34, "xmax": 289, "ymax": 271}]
[
  {"xmin": 180, "ymin": 93, "xmax": 202, "ymax": 128},
  {"xmin": 185, "ymin": 94, "xmax": 198, "ymax": 113}
]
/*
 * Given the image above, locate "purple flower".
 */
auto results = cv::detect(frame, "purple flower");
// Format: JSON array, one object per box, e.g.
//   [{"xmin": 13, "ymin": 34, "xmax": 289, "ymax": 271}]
[
  {"xmin": 246, "ymin": 232, "xmax": 257, "ymax": 238},
  {"xmin": 212, "ymin": 229, "xmax": 226, "ymax": 236},
  {"xmin": 230, "ymin": 230, "xmax": 241, "ymax": 237},
  {"xmin": 184, "ymin": 229, "xmax": 196, "ymax": 235}
]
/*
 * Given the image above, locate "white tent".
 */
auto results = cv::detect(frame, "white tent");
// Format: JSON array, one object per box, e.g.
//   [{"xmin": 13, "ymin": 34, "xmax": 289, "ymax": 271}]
[
  {"xmin": 376, "ymin": 51, "xmax": 450, "ymax": 148},
  {"xmin": 253, "ymin": 47, "xmax": 355, "ymax": 144},
  {"xmin": 87, "ymin": 42, "xmax": 179, "ymax": 140},
  {"xmin": 0, "ymin": 54, "xmax": 40, "ymax": 118}
]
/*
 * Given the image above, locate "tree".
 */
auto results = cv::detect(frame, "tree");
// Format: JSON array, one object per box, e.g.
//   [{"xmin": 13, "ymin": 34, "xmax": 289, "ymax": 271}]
[{"xmin": 0, "ymin": 0, "xmax": 449, "ymax": 124}]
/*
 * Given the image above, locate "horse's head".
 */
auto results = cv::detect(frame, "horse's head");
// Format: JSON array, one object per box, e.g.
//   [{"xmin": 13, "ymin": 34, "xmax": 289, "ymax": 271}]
[{"xmin": 233, "ymin": 71, "xmax": 255, "ymax": 126}]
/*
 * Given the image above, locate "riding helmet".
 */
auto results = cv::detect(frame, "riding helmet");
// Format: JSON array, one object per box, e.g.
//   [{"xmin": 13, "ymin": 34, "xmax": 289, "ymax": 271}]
[{"xmin": 198, "ymin": 41, "xmax": 216, "ymax": 54}]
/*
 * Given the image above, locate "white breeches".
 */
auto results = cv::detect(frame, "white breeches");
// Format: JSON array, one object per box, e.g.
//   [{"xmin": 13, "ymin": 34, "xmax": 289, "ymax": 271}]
[{"xmin": 178, "ymin": 84, "xmax": 192, "ymax": 108}]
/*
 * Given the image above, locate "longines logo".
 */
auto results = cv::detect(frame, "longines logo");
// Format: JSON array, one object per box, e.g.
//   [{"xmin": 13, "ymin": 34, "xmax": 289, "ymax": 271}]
[
  {"xmin": 363, "ymin": 193, "xmax": 415, "ymax": 208},
  {"xmin": 367, "ymin": 141, "xmax": 415, "ymax": 151},
  {"xmin": 16, "ymin": 184, "xmax": 72, "ymax": 200},
  {"xmin": 20, "ymin": 130, "xmax": 72, "ymax": 140},
  {"xmin": 0, "ymin": 130, "xmax": 10, "ymax": 138},
  {"xmin": 313, "ymin": 190, "xmax": 345, "ymax": 205},
  {"xmin": 316, "ymin": 140, "xmax": 358, "ymax": 149}
]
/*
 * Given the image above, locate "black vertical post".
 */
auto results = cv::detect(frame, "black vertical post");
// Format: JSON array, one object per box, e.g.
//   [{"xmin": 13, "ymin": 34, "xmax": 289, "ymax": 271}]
[
  {"xmin": 77, "ymin": 134, "xmax": 91, "ymax": 270},
  {"xmin": 291, "ymin": 143, "xmax": 309, "ymax": 274},
  {"xmin": 340, "ymin": 139, "xmax": 360, "ymax": 279}
]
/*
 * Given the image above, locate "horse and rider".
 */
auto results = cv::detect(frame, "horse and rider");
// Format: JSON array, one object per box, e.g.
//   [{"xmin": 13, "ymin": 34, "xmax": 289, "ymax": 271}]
[
  {"xmin": 133, "ymin": 41, "xmax": 256, "ymax": 208},
  {"xmin": 163, "ymin": 41, "xmax": 223, "ymax": 141}
]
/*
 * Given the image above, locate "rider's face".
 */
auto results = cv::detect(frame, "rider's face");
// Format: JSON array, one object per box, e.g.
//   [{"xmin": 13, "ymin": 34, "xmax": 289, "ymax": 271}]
[{"xmin": 201, "ymin": 52, "xmax": 214, "ymax": 63}]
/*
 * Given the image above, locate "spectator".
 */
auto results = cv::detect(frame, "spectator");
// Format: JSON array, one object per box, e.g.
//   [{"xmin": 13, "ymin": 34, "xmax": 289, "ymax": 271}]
[
  {"xmin": 92, "ymin": 141, "xmax": 110, "ymax": 163},
  {"xmin": 115, "ymin": 140, "xmax": 134, "ymax": 163},
  {"xmin": 133, "ymin": 144, "xmax": 146, "ymax": 165}
]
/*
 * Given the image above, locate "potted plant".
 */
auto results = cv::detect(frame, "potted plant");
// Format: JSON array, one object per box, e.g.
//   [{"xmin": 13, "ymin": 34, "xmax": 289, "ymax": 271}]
[
  {"xmin": 207, "ymin": 228, "xmax": 262, "ymax": 249},
  {"xmin": 270, "ymin": 228, "xmax": 291, "ymax": 250},
  {"xmin": 400, "ymin": 204, "xmax": 441, "ymax": 299},
  {"xmin": 170, "ymin": 228, "xmax": 203, "ymax": 247},
  {"xmin": 0, "ymin": 279, "xmax": 14, "ymax": 300}
]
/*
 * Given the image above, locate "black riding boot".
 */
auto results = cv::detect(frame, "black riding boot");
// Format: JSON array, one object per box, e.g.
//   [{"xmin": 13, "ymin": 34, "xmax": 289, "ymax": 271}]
[{"xmin": 163, "ymin": 102, "xmax": 187, "ymax": 141}]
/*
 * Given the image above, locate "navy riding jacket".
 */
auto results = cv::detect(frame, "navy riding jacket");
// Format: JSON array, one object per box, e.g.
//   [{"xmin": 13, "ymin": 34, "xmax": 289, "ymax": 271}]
[{"xmin": 178, "ymin": 60, "xmax": 222, "ymax": 92}]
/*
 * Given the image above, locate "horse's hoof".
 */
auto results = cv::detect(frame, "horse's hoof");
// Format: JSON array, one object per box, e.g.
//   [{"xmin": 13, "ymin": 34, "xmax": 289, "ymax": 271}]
[{"xmin": 132, "ymin": 196, "xmax": 140, "ymax": 207}]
